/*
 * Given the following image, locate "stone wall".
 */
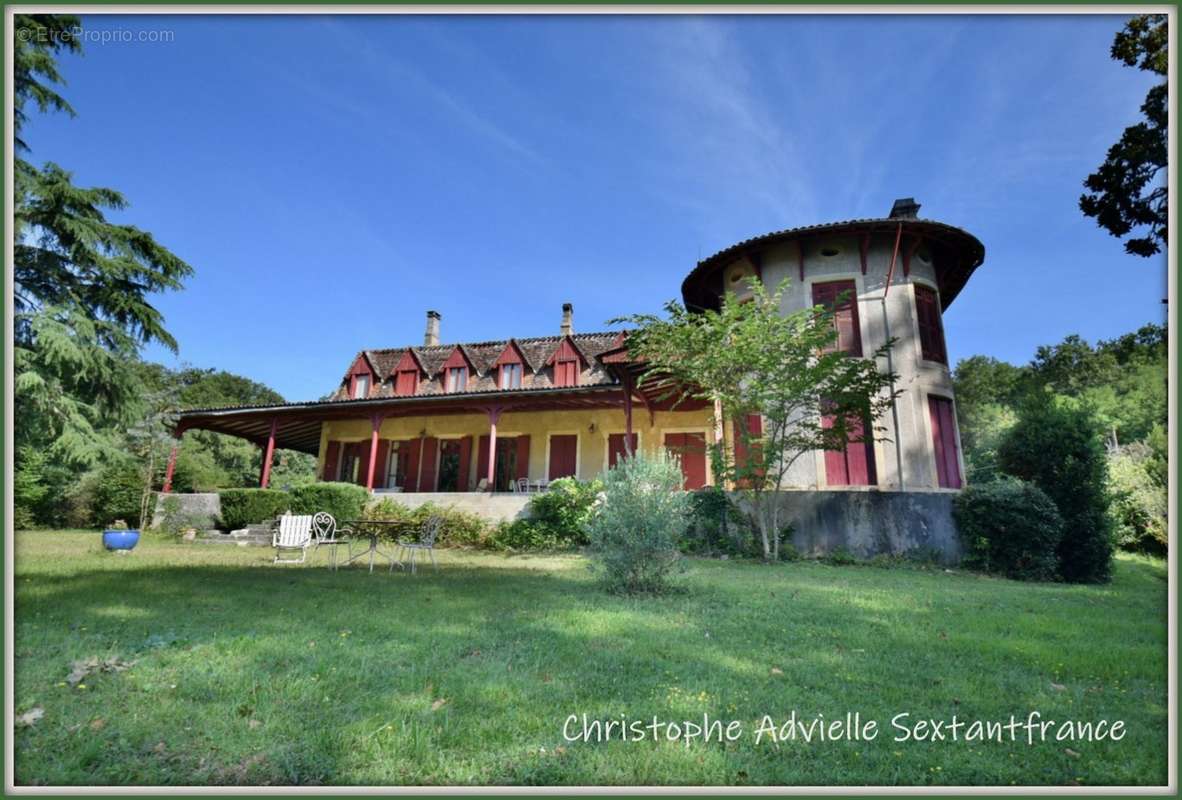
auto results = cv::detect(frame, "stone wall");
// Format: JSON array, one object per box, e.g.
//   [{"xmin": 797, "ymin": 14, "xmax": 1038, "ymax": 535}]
[
  {"xmin": 737, "ymin": 489, "xmax": 961, "ymax": 563},
  {"xmin": 372, "ymin": 491, "xmax": 532, "ymax": 523},
  {"xmin": 151, "ymin": 492, "xmax": 221, "ymax": 530}
]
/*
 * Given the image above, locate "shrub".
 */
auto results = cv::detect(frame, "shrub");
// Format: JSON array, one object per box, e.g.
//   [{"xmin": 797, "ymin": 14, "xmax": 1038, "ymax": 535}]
[
  {"xmin": 289, "ymin": 482, "xmax": 369, "ymax": 524},
  {"xmin": 954, "ymin": 479, "xmax": 1064, "ymax": 581},
  {"xmin": 998, "ymin": 396, "xmax": 1114, "ymax": 583},
  {"xmin": 1108, "ymin": 444, "xmax": 1167, "ymax": 556},
  {"xmin": 525, "ymin": 477, "xmax": 603, "ymax": 545},
  {"xmin": 361, "ymin": 498, "xmax": 491, "ymax": 548},
  {"xmin": 92, "ymin": 461, "xmax": 147, "ymax": 528},
  {"xmin": 682, "ymin": 486, "xmax": 756, "ymax": 556},
  {"xmin": 823, "ymin": 546, "xmax": 859, "ymax": 566},
  {"xmin": 217, "ymin": 488, "xmax": 291, "ymax": 530},
  {"xmin": 586, "ymin": 453, "xmax": 690, "ymax": 594},
  {"xmin": 488, "ymin": 519, "xmax": 566, "ymax": 552}
]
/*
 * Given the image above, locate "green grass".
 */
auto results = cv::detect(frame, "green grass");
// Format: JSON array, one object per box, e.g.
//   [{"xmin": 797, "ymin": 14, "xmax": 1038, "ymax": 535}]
[{"xmin": 14, "ymin": 531, "xmax": 1167, "ymax": 787}]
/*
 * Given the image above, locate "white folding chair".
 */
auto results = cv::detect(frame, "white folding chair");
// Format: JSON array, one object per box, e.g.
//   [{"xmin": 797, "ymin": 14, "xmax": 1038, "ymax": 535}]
[{"xmin": 273, "ymin": 512, "xmax": 315, "ymax": 564}]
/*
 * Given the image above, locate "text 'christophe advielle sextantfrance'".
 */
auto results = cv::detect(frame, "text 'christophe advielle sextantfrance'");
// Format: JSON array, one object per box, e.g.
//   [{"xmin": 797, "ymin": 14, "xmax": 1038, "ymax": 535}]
[{"xmin": 561, "ymin": 712, "xmax": 1127, "ymax": 747}]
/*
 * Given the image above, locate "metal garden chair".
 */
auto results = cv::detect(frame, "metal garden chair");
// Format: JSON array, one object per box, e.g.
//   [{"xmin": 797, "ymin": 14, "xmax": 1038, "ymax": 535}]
[
  {"xmin": 396, "ymin": 515, "xmax": 442, "ymax": 574},
  {"xmin": 311, "ymin": 511, "xmax": 353, "ymax": 571}
]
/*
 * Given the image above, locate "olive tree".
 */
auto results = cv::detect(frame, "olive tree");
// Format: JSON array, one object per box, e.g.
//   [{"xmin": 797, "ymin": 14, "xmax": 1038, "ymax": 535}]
[{"xmin": 615, "ymin": 279, "xmax": 899, "ymax": 561}]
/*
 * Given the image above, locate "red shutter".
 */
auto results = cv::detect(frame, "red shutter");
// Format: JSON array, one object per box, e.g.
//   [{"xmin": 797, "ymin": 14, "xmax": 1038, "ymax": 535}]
[
  {"xmin": 812, "ymin": 280, "xmax": 862, "ymax": 356},
  {"xmin": 607, "ymin": 433, "xmax": 637, "ymax": 468},
  {"xmin": 372, "ymin": 440, "xmax": 390, "ymax": 489},
  {"xmin": 455, "ymin": 436, "xmax": 471, "ymax": 491},
  {"xmin": 322, "ymin": 441, "xmax": 341, "ymax": 481},
  {"xmin": 929, "ymin": 396, "xmax": 962, "ymax": 488},
  {"xmin": 548, "ymin": 435, "xmax": 578, "ymax": 480},
  {"xmin": 404, "ymin": 439, "xmax": 423, "ymax": 493},
  {"xmin": 419, "ymin": 437, "xmax": 439, "ymax": 492},
  {"xmin": 477, "ymin": 435, "xmax": 490, "ymax": 485},
  {"xmin": 915, "ymin": 286, "xmax": 947, "ymax": 364},
  {"xmin": 665, "ymin": 432, "xmax": 707, "ymax": 490},
  {"xmin": 515, "ymin": 436, "xmax": 531, "ymax": 481},
  {"xmin": 395, "ymin": 370, "xmax": 418, "ymax": 396},
  {"xmin": 356, "ymin": 444, "xmax": 371, "ymax": 488},
  {"xmin": 733, "ymin": 414, "xmax": 764, "ymax": 487},
  {"xmin": 822, "ymin": 414, "xmax": 876, "ymax": 487}
]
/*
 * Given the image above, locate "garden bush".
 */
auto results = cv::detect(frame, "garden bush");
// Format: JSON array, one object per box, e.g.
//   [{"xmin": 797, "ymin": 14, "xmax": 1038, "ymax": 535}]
[
  {"xmin": 488, "ymin": 519, "xmax": 566, "ymax": 552},
  {"xmin": 586, "ymin": 453, "xmax": 690, "ymax": 594},
  {"xmin": 998, "ymin": 396, "xmax": 1114, "ymax": 583},
  {"xmin": 289, "ymin": 482, "xmax": 369, "ymax": 524},
  {"xmin": 953, "ymin": 479, "xmax": 1064, "ymax": 581},
  {"xmin": 524, "ymin": 477, "xmax": 602, "ymax": 545},
  {"xmin": 217, "ymin": 488, "xmax": 291, "ymax": 530},
  {"xmin": 682, "ymin": 486, "xmax": 756, "ymax": 556},
  {"xmin": 361, "ymin": 498, "xmax": 491, "ymax": 547},
  {"xmin": 92, "ymin": 461, "xmax": 147, "ymax": 528}
]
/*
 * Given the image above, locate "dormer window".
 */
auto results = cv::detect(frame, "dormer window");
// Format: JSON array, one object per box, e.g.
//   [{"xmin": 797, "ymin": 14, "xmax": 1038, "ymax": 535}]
[
  {"xmin": 352, "ymin": 374, "xmax": 370, "ymax": 399},
  {"xmin": 446, "ymin": 366, "xmax": 468, "ymax": 393},
  {"xmin": 500, "ymin": 363, "xmax": 522, "ymax": 389},
  {"xmin": 554, "ymin": 358, "xmax": 578, "ymax": 387}
]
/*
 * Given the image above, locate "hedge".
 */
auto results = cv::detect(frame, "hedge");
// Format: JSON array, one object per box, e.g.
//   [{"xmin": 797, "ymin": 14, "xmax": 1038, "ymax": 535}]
[
  {"xmin": 954, "ymin": 479, "xmax": 1064, "ymax": 581},
  {"xmin": 289, "ymin": 482, "xmax": 371, "ymax": 526},
  {"xmin": 217, "ymin": 489, "xmax": 291, "ymax": 530}
]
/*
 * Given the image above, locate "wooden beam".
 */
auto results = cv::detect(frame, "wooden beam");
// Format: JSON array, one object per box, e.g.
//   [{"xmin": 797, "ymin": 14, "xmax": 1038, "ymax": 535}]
[
  {"xmin": 259, "ymin": 418, "xmax": 278, "ymax": 488},
  {"xmin": 859, "ymin": 233, "xmax": 870, "ymax": 275},
  {"xmin": 795, "ymin": 239, "xmax": 805, "ymax": 282}
]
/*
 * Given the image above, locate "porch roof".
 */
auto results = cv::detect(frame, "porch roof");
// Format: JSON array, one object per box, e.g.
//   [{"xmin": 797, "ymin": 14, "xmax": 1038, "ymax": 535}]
[{"xmin": 174, "ymin": 383, "xmax": 634, "ymax": 455}]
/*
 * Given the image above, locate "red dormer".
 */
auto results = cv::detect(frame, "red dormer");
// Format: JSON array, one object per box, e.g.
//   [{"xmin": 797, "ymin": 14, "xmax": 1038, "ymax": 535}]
[
  {"xmin": 494, "ymin": 340, "xmax": 528, "ymax": 390},
  {"xmin": 440, "ymin": 346, "xmax": 474, "ymax": 393},
  {"xmin": 346, "ymin": 354, "xmax": 377, "ymax": 399},
  {"xmin": 392, "ymin": 349, "xmax": 425, "ymax": 396},
  {"xmin": 547, "ymin": 337, "xmax": 586, "ymax": 387}
]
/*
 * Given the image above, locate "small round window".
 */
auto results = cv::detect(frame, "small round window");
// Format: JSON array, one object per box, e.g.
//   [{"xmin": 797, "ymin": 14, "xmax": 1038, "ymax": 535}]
[
  {"xmin": 820, "ymin": 246, "xmax": 841, "ymax": 258},
  {"xmin": 917, "ymin": 247, "xmax": 932, "ymax": 264}
]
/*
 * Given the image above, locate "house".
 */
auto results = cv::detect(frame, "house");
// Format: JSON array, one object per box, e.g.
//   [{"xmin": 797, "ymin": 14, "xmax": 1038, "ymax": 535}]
[{"xmin": 170, "ymin": 198, "xmax": 984, "ymax": 502}]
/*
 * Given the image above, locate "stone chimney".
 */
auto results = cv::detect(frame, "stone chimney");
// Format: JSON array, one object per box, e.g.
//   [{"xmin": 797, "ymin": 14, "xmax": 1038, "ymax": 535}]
[
  {"xmin": 889, "ymin": 197, "xmax": 921, "ymax": 219},
  {"xmin": 560, "ymin": 303, "xmax": 574, "ymax": 337},
  {"xmin": 424, "ymin": 310, "xmax": 441, "ymax": 347}
]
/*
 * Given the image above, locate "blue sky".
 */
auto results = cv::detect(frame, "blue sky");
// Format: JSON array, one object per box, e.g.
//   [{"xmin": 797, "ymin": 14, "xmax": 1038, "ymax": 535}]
[{"xmin": 23, "ymin": 13, "xmax": 1166, "ymax": 401}]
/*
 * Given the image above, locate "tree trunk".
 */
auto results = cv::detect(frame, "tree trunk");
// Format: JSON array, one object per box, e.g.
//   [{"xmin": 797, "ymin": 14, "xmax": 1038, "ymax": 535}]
[{"xmin": 754, "ymin": 494, "xmax": 772, "ymax": 561}]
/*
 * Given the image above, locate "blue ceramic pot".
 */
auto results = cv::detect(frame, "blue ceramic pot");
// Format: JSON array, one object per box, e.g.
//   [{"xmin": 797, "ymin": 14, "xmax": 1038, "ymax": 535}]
[{"xmin": 102, "ymin": 530, "xmax": 140, "ymax": 551}]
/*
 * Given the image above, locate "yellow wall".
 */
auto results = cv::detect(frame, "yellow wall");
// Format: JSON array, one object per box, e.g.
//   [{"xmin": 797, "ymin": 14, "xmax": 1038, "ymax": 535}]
[{"xmin": 316, "ymin": 406, "xmax": 715, "ymax": 489}]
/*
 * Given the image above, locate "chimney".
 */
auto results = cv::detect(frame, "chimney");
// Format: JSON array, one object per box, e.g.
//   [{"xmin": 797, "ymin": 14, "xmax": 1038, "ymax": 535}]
[
  {"xmin": 560, "ymin": 303, "xmax": 574, "ymax": 337},
  {"xmin": 424, "ymin": 310, "xmax": 441, "ymax": 347},
  {"xmin": 889, "ymin": 197, "xmax": 921, "ymax": 219}
]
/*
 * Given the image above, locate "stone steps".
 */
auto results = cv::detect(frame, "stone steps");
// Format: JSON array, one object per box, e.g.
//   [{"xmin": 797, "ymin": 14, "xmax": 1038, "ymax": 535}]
[{"xmin": 193, "ymin": 527, "xmax": 272, "ymax": 547}]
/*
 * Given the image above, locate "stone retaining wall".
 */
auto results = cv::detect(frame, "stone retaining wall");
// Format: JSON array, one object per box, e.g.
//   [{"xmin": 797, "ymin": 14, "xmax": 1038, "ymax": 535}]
[
  {"xmin": 371, "ymin": 491, "xmax": 532, "ymax": 523},
  {"xmin": 150, "ymin": 492, "xmax": 221, "ymax": 529}
]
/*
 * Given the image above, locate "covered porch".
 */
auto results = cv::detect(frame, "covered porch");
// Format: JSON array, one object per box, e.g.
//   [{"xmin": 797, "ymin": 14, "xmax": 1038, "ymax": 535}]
[{"xmin": 168, "ymin": 381, "xmax": 715, "ymax": 495}]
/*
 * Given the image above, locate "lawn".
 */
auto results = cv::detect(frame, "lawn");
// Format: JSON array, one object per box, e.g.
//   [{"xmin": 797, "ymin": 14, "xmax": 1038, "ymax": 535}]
[{"xmin": 13, "ymin": 531, "xmax": 1168, "ymax": 787}]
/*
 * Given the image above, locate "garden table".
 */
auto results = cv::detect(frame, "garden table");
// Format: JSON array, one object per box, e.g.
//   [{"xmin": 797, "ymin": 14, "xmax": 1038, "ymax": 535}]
[{"xmin": 339, "ymin": 520, "xmax": 415, "ymax": 573}]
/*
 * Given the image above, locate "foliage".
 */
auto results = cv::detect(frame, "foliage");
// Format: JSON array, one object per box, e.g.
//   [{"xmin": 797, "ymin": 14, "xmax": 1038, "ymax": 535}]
[
  {"xmin": 14, "ymin": 447, "xmax": 50, "ymax": 529},
  {"xmin": 954, "ymin": 479, "xmax": 1064, "ymax": 581},
  {"xmin": 157, "ymin": 496, "xmax": 194, "ymax": 538},
  {"xmin": 681, "ymin": 486, "xmax": 756, "ymax": 557},
  {"xmin": 958, "ymin": 402, "xmax": 1018, "ymax": 484},
  {"xmin": 91, "ymin": 461, "xmax": 148, "ymax": 529},
  {"xmin": 1108, "ymin": 443, "xmax": 1168, "ymax": 556},
  {"xmin": 615, "ymin": 278, "xmax": 898, "ymax": 561},
  {"xmin": 1079, "ymin": 14, "xmax": 1167, "ymax": 257},
  {"xmin": 585, "ymin": 453, "xmax": 690, "ymax": 594},
  {"xmin": 361, "ymin": 498, "xmax": 491, "ymax": 548},
  {"xmin": 488, "ymin": 519, "xmax": 567, "ymax": 552},
  {"xmin": 288, "ymin": 482, "xmax": 370, "ymax": 525},
  {"xmin": 998, "ymin": 396, "xmax": 1114, "ymax": 583},
  {"xmin": 217, "ymin": 489, "xmax": 291, "ymax": 530},
  {"xmin": 523, "ymin": 477, "xmax": 603, "ymax": 545}
]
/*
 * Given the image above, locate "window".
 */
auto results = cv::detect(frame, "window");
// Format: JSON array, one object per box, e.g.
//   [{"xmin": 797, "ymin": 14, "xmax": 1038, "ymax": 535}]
[
  {"xmin": 499, "ymin": 363, "xmax": 522, "ymax": 389},
  {"xmin": 928, "ymin": 396, "xmax": 962, "ymax": 488},
  {"xmin": 395, "ymin": 369, "xmax": 418, "ymax": 396},
  {"xmin": 446, "ymin": 367, "xmax": 467, "ymax": 393},
  {"xmin": 554, "ymin": 359, "xmax": 579, "ymax": 387},
  {"xmin": 352, "ymin": 374, "xmax": 370, "ymax": 398},
  {"xmin": 811, "ymin": 280, "xmax": 863, "ymax": 356},
  {"xmin": 914, "ymin": 285, "xmax": 947, "ymax": 364},
  {"xmin": 821, "ymin": 412, "xmax": 877, "ymax": 487}
]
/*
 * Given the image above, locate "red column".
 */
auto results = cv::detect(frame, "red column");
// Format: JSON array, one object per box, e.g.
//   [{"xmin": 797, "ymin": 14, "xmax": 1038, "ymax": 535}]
[
  {"xmin": 162, "ymin": 443, "xmax": 179, "ymax": 494},
  {"xmin": 486, "ymin": 406, "xmax": 503, "ymax": 489},
  {"xmin": 365, "ymin": 413, "xmax": 383, "ymax": 490},
  {"xmin": 622, "ymin": 376, "xmax": 634, "ymax": 456},
  {"xmin": 259, "ymin": 418, "xmax": 278, "ymax": 489}
]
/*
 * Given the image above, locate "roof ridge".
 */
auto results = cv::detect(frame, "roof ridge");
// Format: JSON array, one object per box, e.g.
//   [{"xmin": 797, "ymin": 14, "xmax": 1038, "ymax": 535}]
[{"xmin": 359, "ymin": 330, "xmax": 622, "ymax": 354}]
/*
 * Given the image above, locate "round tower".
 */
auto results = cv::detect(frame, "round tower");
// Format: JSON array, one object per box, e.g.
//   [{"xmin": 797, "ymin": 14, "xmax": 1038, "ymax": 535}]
[{"xmin": 680, "ymin": 199, "xmax": 985, "ymax": 491}]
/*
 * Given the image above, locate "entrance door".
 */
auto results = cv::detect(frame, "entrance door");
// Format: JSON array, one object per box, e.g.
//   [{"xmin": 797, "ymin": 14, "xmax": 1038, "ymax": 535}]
[
  {"xmin": 664, "ymin": 432, "xmax": 708, "ymax": 489},
  {"xmin": 437, "ymin": 440, "xmax": 463, "ymax": 492},
  {"xmin": 386, "ymin": 442, "xmax": 412, "ymax": 489},
  {"xmin": 493, "ymin": 439, "xmax": 517, "ymax": 492}
]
